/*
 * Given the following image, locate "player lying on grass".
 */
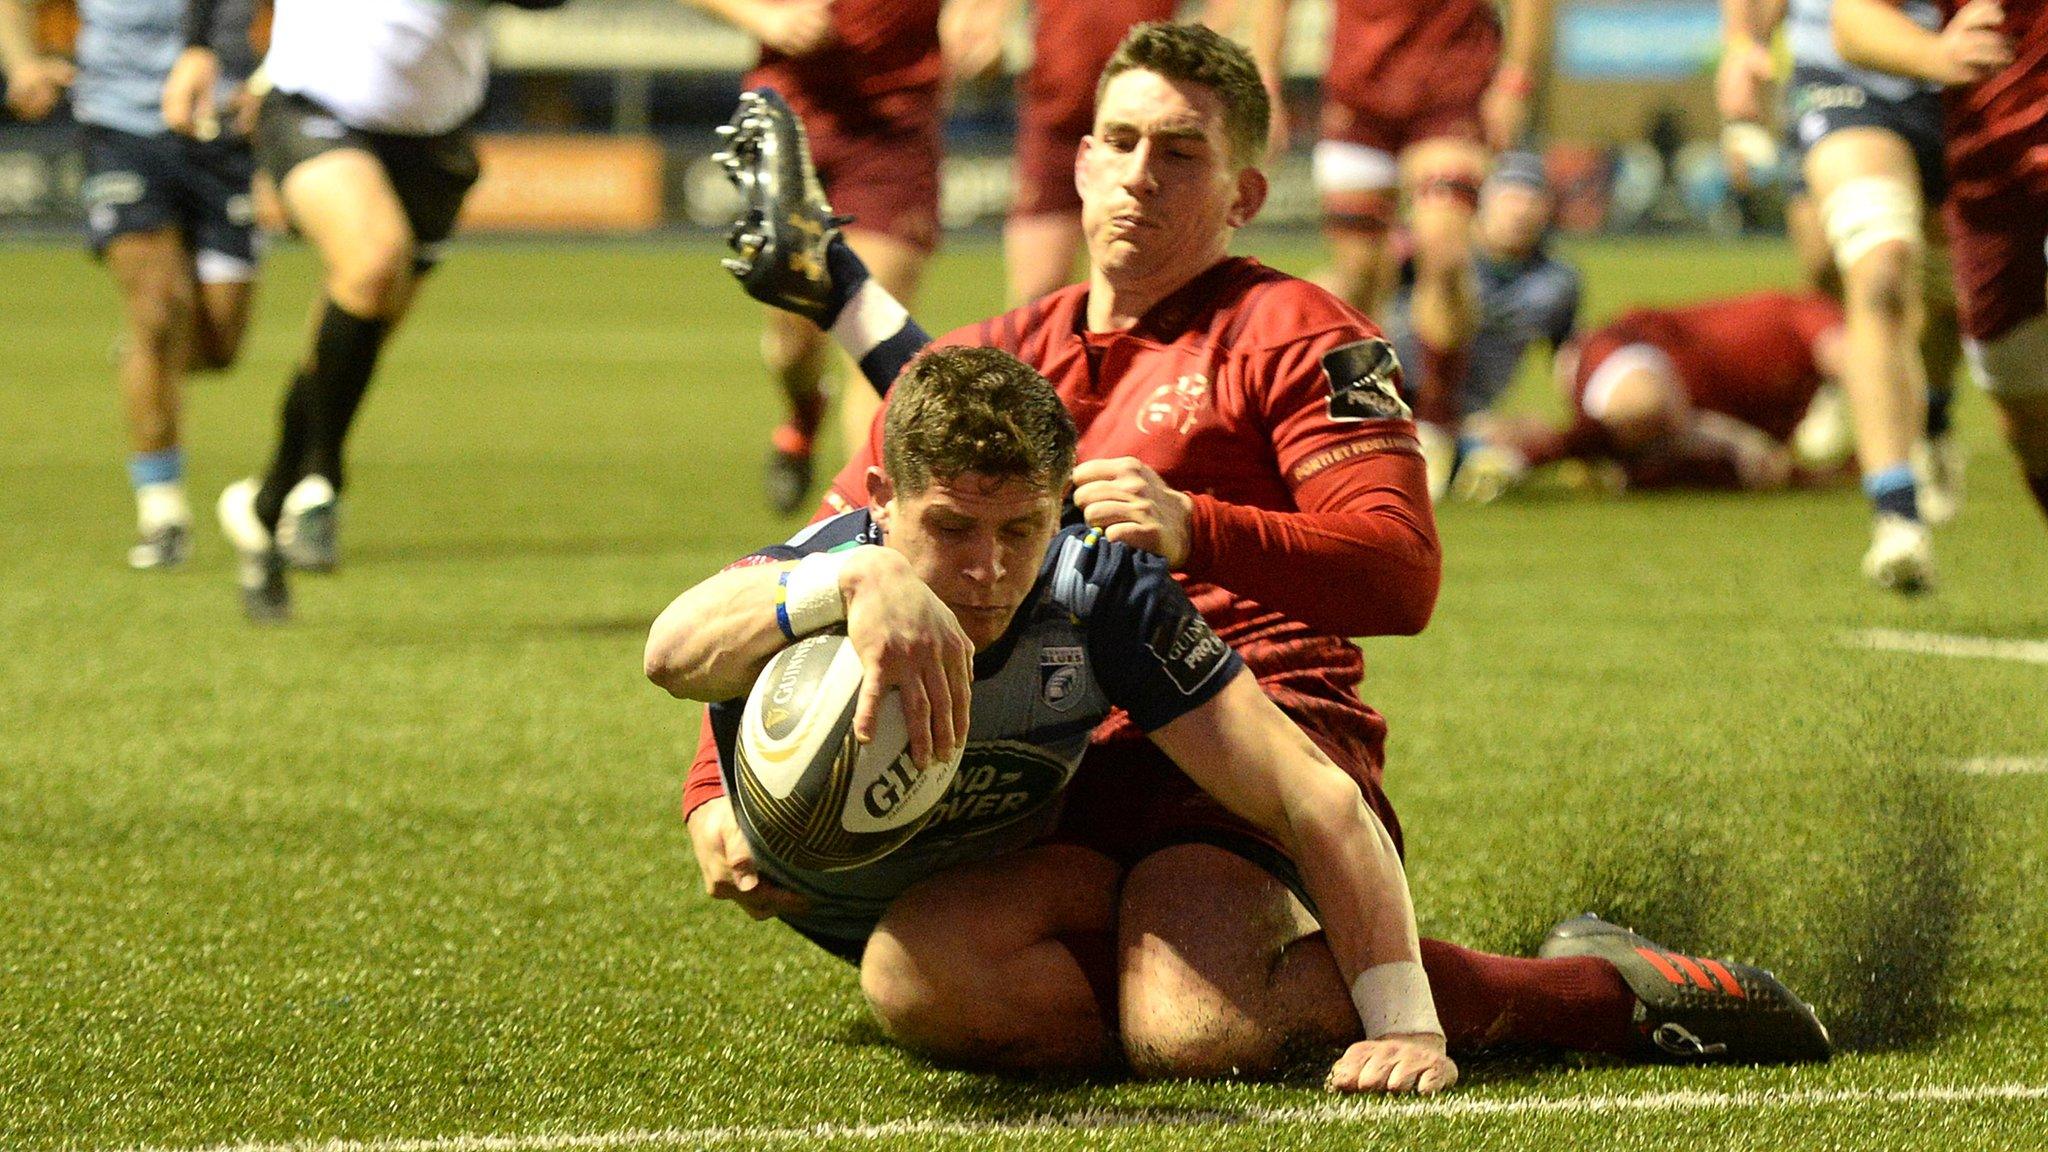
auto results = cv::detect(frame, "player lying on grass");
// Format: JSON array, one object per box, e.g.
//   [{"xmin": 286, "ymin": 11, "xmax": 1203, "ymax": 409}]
[
  {"xmin": 699, "ymin": 30, "xmax": 1833, "ymax": 1076},
  {"xmin": 648, "ymin": 346, "xmax": 1460, "ymax": 1094},
  {"xmin": 1378, "ymin": 152, "xmax": 1582, "ymax": 502},
  {"xmin": 1459, "ymin": 290, "xmax": 1868, "ymax": 495}
]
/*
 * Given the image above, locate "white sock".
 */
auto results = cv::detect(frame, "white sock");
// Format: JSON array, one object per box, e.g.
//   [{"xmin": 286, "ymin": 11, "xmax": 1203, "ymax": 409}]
[{"xmin": 136, "ymin": 482, "xmax": 190, "ymax": 533}]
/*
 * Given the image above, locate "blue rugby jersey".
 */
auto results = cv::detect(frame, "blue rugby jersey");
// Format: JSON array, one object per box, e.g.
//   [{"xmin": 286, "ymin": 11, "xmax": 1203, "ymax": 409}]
[
  {"xmin": 1787, "ymin": 0, "xmax": 1941, "ymax": 104},
  {"xmin": 74, "ymin": 0, "xmax": 254, "ymax": 136},
  {"xmin": 705, "ymin": 510, "xmax": 1244, "ymax": 947},
  {"xmin": 1387, "ymin": 248, "xmax": 1581, "ymax": 418}
]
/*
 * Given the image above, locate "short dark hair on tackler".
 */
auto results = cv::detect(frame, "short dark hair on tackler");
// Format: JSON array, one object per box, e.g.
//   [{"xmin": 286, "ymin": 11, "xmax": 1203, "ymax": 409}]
[{"xmin": 1096, "ymin": 21, "xmax": 1270, "ymax": 170}]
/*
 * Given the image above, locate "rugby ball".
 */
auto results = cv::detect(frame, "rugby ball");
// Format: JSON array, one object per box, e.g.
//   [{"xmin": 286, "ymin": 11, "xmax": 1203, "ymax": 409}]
[{"xmin": 731, "ymin": 632, "xmax": 963, "ymax": 872}]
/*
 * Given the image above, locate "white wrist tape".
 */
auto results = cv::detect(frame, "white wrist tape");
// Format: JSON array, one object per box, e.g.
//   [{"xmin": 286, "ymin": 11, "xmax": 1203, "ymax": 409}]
[
  {"xmin": 777, "ymin": 550, "xmax": 851, "ymax": 639},
  {"xmin": 1351, "ymin": 960, "xmax": 1442, "ymax": 1040}
]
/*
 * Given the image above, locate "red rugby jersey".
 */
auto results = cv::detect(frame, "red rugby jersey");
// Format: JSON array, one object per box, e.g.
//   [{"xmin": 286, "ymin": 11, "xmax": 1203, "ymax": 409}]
[
  {"xmin": 746, "ymin": 0, "xmax": 944, "ymax": 130},
  {"xmin": 1935, "ymin": 0, "xmax": 2048, "ymax": 202},
  {"xmin": 1601, "ymin": 291, "xmax": 1841, "ymax": 443},
  {"xmin": 1023, "ymin": 0, "xmax": 1178, "ymax": 135},
  {"xmin": 1322, "ymin": 0, "xmax": 1502, "ymax": 114},
  {"xmin": 840, "ymin": 258, "xmax": 1437, "ymax": 742},
  {"xmin": 684, "ymin": 259, "xmax": 1438, "ymax": 817}
]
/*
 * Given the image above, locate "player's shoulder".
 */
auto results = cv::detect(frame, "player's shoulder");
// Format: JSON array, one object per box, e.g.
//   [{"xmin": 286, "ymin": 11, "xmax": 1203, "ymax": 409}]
[
  {"xmin": 1211, "ymin": 259, "xmax": 1380, "ymax": 350},
  {"xmin": 1038, "ymin": 523, "xmax": 1169, "ymax": 622},
  {"xmin": 784, "ymin": 507, "xmax": 882, "ymax": 553}
]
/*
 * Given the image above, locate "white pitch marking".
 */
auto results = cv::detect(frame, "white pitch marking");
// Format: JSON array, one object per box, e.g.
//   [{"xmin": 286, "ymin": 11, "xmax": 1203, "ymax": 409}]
[
  {"xmin": 1848, "ymin": 628, "xmax": 2048, "ymax": 666},
  {"xmin": 102, "ymin": 1083, "xmax": 2048, "ymax": 1152},
  {"xmin": 1954, "ymin": 756, "xmax": 2048, "ymax": 776}
]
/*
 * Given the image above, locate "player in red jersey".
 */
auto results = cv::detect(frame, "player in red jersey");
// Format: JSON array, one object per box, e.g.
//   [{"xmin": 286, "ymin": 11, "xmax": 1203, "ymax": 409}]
[
  {"xmin": 940, "ymin": 0, "xmax": 1179, "ymax": 304},
  {"xmin": 1837, "ymin": 0, "xmax": 2048, "ymax": 529},
  {"xmin": 685, "ymin": 0, "xmax": 946, "ymax": 515},
  {"xmin": 1246, "ymin": 0, "xmax": 1556, "ymax": 498},
  {"xmin": 689, "ymin": 23, "xmax": 1832, "ymax": 1079},
  {"xmin": 1474, "ymin": 291, "xmax": 1851, "ymax": 492}
]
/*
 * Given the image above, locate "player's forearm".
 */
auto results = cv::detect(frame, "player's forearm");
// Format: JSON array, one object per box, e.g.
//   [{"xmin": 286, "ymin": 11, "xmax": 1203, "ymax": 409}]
[
  {"xmin": 1242, "ymin": 0, "xmax": 1292, "ymax": 100},
  {"xmin": 647, "ymin": 545, "xmax": 902, "ymax": 699},
  {"xmin": 1284, "ymin": 769, "xmax": 1441, "ymax": 1039},
  {"xmin": 1721, "ymin": 0, "xmax": 1784, "ymax": 46},
  {"xmin": 1500, "ymin": 0, "xmax": 1557, "ymax": 83},
  {"xmin": 1833, "ymin": 0, "xmax": 1944, "ymax": 80},
  {"xmin": 0, "ymin": 0, "xmax": 37, "ymax": 73},
  {"xmin": 1156, "ymin": 677, "xmax": 1439, "ymax": 1040},
  {"xmin": 645, "ymin": 566, "xmax": 797, "ymax": 701},
  {"xmin": 1183, "ymin": 453, "xmax": 1441, "ymax": 637}
]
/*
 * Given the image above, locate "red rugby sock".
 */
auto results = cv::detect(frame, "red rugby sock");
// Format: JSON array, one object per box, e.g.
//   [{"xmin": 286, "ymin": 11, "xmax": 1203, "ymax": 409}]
[
  {"xmin": 1416, "ymin": 341, "xmax": 1468, "ymax": 428},
  {"xmin": 790, "ymin": 389, "xmax": 828, "ymax": 439},
  {"xmin": 1419, "ymin": 937, "xmax": 1639, "ymax": 1055}
]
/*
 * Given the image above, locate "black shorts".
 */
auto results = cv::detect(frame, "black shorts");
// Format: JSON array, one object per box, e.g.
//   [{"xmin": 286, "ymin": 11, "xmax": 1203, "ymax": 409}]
[
  {"xmin": 1783, "ymin": 64, "xmax": 1947, "ymax": 202},
  {"xmin": 80, "ymin": 123, "xmax": 258, "ymax": 277},
  {"xmin": 255, "ymin": 89, "xmax": 481, "ymax": 266}
]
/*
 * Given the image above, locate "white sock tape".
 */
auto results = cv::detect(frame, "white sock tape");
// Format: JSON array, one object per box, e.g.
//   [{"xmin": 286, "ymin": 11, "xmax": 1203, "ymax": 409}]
[
  {"xmin": 1350, "ymin": 960, "xmax": 1443, "ymax": 1040},
  {"xmin": 830, "ymin": 278, "xmax": 910, "ymax": 362},
  {"xmin": 780, "ymin": 549, "xmax": 852, "ymax": 638}
]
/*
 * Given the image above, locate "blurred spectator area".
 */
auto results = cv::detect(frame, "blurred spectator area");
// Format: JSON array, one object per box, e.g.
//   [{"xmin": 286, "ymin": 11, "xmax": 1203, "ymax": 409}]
[{"xmin": 3, "ymin": 1, "xmax": 1749, "ymax": 236}]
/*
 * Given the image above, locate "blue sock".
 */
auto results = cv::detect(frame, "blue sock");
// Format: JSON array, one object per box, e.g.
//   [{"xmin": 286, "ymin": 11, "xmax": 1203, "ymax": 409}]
[
  {"xmin": 1863, "ymin": 463, "xmax": 1919, "ymax": 520},
  {"xmin": 128, "ymin": 447, "xmax": 183, "ymax": 490}
]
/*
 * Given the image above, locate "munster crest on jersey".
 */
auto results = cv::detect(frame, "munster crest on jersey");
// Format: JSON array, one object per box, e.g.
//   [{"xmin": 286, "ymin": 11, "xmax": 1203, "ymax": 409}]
[{"xmin": 1323, "ymin": 338, "xmax": 1410, "ymax": 422}]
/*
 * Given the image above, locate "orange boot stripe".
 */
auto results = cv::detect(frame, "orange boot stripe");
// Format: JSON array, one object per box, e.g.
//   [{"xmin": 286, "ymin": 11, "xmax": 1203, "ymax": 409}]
[
  {"xmin": 1634, "ymin": 946, "xmax": 1689, "ymax": 986},
  {"xmin": 1667, "ymin": 953, "xmax": 1716, "ymax": 990},
  {"xmin": 1699, "ymin": 958, "xmax": 1747, "ymax": 997}
]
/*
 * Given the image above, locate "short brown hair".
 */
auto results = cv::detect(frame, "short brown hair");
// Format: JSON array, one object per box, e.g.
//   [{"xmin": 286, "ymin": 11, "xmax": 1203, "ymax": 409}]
[
  {"xmin": 882, "ymin": 347, "xmax": 1079, "ymax": 496},
  {"xmin": 1096, "ymin": 21, "xmax": 1270, "ymax": 170}
]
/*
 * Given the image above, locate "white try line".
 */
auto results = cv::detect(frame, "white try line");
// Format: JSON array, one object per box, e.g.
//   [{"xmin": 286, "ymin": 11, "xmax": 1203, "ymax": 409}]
[
  {"xmin": 1954, "ymin": 756, "xmax": 2048, "ymax": 776},
  {"xmin": 1847, "ymin": 628, "xmax": 2048, "ymax": 666},
  {"xmin": 104, "ymin": 1082, "xmax": 2048, "ymax": 1152}
]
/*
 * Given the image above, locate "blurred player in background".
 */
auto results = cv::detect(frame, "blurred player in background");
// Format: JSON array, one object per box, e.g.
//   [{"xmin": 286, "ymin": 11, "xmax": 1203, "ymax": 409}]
[
  {"xmin": 1719, "ymin": 0, "xmax": 1965, "ymax": 593},
  {"xmin": 1838, "ymin": 0, "xmax": 2048, "ymax": 535},
  {"xmin": 649, "ymin": 346, "xmax": 1460, "ymax": 1094},
  {"xmin": 1, "ymin": 0, "xmax": 259, "ymax": 569},
  {"xmin": 937, "ymin": 0, "xmax": 1177, "ymax": 304},
  {"xmin": 684, "ymin": 0, "xmax": 945, "ymax": 516},
  {"xmin": 1246, "ymin": 0, "xmax": 1556, "ymax": 499},
  {"xmin": 697, "ymin": 23, "xmax": 1832, "ymax": 1077},
  {"xmin": 1380, "ymin": 152, "xmax": 1581, "ymax": 501},
  {"xmin": 168, "ymin": 0, "xmax": 564, "ymax": 621},
  {"xmin": 1474, "ymin": 290, "xmax": 1849, "ymax": 494}
]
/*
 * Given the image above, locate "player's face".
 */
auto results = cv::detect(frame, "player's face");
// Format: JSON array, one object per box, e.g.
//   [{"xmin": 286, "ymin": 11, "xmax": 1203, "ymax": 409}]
[
  {"xmin": 1077, "ymin": 70, "xmax": 1264, "ymax": 297},
  {"xmin": 1478, "ymin": 182, "xmax": 1552, "ymax": 259},
  {"xmin": 873, "ymin": 471, "xmax": 1064, "ymax": 651}
]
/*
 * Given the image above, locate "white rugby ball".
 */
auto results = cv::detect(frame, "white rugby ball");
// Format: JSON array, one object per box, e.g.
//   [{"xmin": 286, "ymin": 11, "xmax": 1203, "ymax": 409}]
[{"xmin": 732, "ymin": 632, "xmax": 962, "ymax": 872}]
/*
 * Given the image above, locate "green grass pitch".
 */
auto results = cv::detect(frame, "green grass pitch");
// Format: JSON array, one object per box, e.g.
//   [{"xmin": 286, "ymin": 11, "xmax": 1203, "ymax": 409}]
[{"xmin": 2, "ymin": 232, "xmax": 2046, "ymax": 1151}]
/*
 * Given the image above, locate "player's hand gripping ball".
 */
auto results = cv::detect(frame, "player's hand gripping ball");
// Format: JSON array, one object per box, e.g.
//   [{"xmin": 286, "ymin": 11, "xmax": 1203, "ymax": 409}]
[{"xmin": 731, "ymin": 632, "xmax": 964, "ymax": 871}]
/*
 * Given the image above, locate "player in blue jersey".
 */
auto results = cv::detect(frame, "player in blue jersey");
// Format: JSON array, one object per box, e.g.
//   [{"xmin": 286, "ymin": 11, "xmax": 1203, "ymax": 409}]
[
  {"xmin": 0, "ymin": 0, "xmax": 259, "ymax": 569},
  {"xmin": 1718, "ymin": 0, "xmax": 1965, "ymax": 592},
  {"xmin": 646, "ymin": 346, "xmax": 1462, "ymax": 1094},
  {"xmin": 1380, "ymin": 153, "xmax": 1580, "ymax": 501}
]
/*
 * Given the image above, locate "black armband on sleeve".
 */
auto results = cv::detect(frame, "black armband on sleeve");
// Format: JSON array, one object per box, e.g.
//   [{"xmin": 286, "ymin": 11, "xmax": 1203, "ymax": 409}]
[
  {"xmin": 183, "ymin": 0, "xmax": 222, "ymax": 48},
  {"xmin": 491, "ymin": 0, "xmax": 573, "ymax": 9}
]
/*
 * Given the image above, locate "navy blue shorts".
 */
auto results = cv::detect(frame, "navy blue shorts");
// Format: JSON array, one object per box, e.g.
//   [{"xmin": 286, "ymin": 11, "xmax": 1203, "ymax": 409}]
[
  {"xmin": 80, "ymin": 124, "xmax": 259, "ymax": 278},
  {"xmin": 1783, "ymin": 65, "xmax": 1946, "ymax": 202},
  {"xmin": 256, "ymin": 89, "xmax": 480, "ymax": 267}
]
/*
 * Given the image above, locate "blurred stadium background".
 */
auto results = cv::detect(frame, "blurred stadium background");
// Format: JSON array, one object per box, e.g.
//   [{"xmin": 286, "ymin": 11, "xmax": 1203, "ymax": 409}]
[
  {"xmin": 5, "ymin": 4, "xmax": 2047, "ymax": 1150},
  {"xmin": 0, "ymin": 0, "xmax": 1782, "ymax": 243}
]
